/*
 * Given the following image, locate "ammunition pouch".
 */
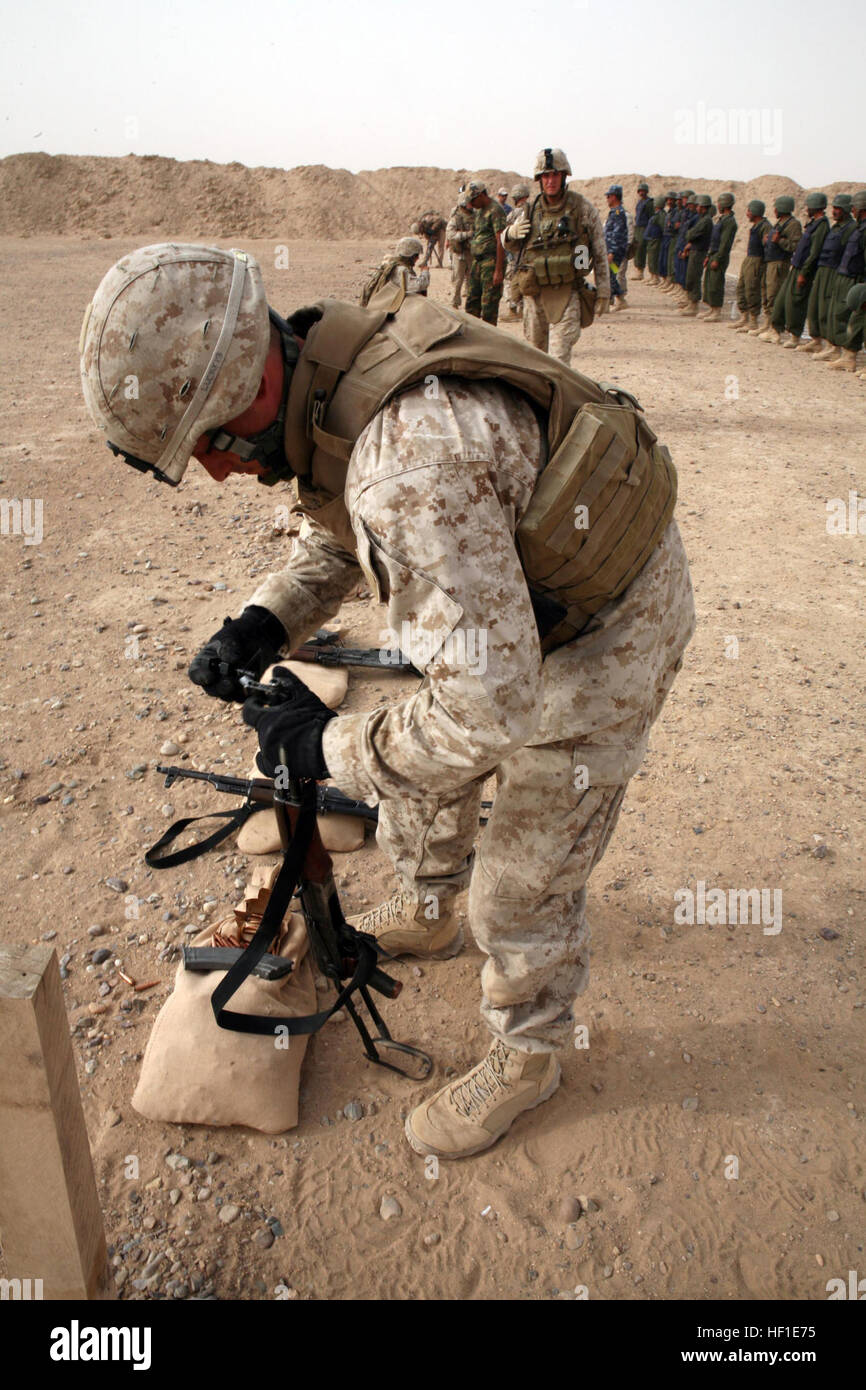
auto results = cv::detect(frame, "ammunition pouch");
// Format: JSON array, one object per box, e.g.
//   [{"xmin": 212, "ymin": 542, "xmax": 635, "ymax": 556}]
[{"xmin": 517, "ymin": 396, "xmax": 677, "ymax": 652}]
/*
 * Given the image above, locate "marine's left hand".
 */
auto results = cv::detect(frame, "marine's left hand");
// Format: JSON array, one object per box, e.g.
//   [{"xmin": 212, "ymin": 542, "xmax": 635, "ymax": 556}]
[{"xmin": 242, "ymin": 667, "xmax": 336, "ymax": 780}]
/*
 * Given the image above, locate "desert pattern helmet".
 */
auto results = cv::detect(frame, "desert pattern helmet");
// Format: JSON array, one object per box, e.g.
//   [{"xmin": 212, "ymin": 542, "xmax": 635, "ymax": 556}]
[
  {"xmin": 80, "ymin": 243, "xmax": 270, "ymax": 485},
  {"xmin": 533, "ymin": 147, "xmax": 572, "ymax": 179},
  {"xmin": 396, "ymin": 236, "xmax": 424, "ymax": 258}
]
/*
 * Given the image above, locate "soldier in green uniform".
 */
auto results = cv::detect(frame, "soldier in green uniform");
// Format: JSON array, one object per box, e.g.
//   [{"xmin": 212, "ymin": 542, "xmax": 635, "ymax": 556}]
[
  {"xmin": 465, "ymin": 180, "xmax": 507, "ymax": 324},
  {"xmin": 757, "ymin": 196, "xmax": 802, "ymax": 343},
  {"xmin": 680, "ymin": 194, "xmax": 713, "ymax": 317},
  {"xmin": 644, "ymin": 192, "xmax": 668, "ymax": 286},
  {"xmin": 731, "ymin": 199, "xmax": 771, "ymax": 332},
  {"xmin": 829, "ymin": 281, "xmax": 866, "ymax": 377},
  {"xmin": 807, "ymin": 194, "xmax": 855, "ymax": 360},
  {"xmin": 632, "ymin": 181, "xmax": 653, "ymax": 280},
  {"xmin": 700, "ymin": 193, "xmax": 737, "ymax": 321},
  {"xmin": 772, "ymin": 192, "xmax": 829, "ymax": 349},
  {"xmin": 827, "ymin": 191, "xmax": 866, "ymax": 367}
]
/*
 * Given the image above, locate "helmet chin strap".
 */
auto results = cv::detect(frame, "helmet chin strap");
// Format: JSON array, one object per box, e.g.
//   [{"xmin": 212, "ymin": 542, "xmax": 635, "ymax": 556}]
[{"xmin": 207, "ymin": 309, "xmax": 299, "ymax": 484}]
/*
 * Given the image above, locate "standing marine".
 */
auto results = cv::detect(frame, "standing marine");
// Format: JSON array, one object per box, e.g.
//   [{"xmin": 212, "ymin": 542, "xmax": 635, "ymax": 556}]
[
  {"xmin": 501, "ymin": 182, "xmax": 531, "ymax": 319},
  {"xmin": 445, "ymin": 194, "xmax": 474, "ymax": 310},
  {"xmin": 504, "ymin": 147, "xmax": 610, "ymax": 364}
]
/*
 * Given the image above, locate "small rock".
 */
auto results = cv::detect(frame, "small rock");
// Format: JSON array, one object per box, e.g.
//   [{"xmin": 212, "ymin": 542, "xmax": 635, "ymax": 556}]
[
  {"xmin": 105, "ymin": 877, "xmax": 128, "ymax": 893},
  {"xmin": 578, "ymin": 1195, "xmax": 599, "ymax": 1214},
  {"xmin": 197, "ymin": 1187, "xmax": 212, "ymax": 1202},
  {"xmin": 819, "ymin": 927, "xmax": 840, "ymax": 941},
  {"xmin": 422, "ymin": 1231, "xmax": 440, "ymax": 1247},
  {"xmin": 815, "ymin": 1254, "xmax": 824, "ymax": 1267},
  {"xmin": 379, "ymin": 1195, "xmax": 402, "ymax": 1221},
  {"xmin": 169, "ymin": 1189, "xmax": 181, "ymax": 1206},
  {"xmin": 165, "ymin": 1153, "xmax": 190, "ymax": 1171},
  {"xmin": 91, "ymin": 948, "xmax": 111, "ymax": 965},
  {"xmin": 826, "ymin": 1209, "xmax": 840, "ymax": 1223},
  {"xmin": 682, "ymin": 1096, "xmax": 699, "ymax": 1111},
  {"xmin": 565, "ymin": 1227, "xmax": 584, "ymax": 1251},
  {"xmin": 160, "ymin": 741, "xmax": 181, "ymax": 756},
  {"xmin": 106, "ymin": 1108, "xmax": 122, "ymax": 1127},
  {"xmin": 558, "ymin": 1196, "xmax": 582, "ymax": 1224},
  {"xmin": 254, "ymin": 1227, "xmax": 275, "ymax": 1250},
  {"xmin": 88, "ymin": 924, "xmax": 106, "ymax": 938},
  {"xmin": 219, "ymin": 1203, "xmax": 241, "ymax": 1224},
  {"xmin": 343, "ymin": 1101, "xmax": 363, "ymax": 1121},
  {"xmin": 603, "ymin": 1265, "xmax": 613, "ymax": 1278}
]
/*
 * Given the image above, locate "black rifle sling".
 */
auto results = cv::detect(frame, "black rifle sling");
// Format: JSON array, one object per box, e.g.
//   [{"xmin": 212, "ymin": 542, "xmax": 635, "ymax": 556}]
[{"xmin": 144, "ymin": 804, "xmax": 263, "ymax": 868}]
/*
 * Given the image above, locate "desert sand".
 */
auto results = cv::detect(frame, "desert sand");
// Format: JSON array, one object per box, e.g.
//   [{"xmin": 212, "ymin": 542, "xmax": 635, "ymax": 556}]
[{"xmin": 0, "ymin": 154, "xmax": 863, "ymax": 1302}]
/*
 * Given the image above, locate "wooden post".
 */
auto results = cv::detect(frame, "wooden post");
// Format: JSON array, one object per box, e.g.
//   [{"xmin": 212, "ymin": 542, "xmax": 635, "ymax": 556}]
[{"xmin": 0, "ymin": 944, "xmax": 113, "ymax": 1300}]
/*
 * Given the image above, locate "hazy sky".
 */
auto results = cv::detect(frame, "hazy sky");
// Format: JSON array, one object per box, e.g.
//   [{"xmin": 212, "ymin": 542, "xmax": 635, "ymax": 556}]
[{"xmin": 1, "ymin": 0, "xmax": 863, "ymax": 186}]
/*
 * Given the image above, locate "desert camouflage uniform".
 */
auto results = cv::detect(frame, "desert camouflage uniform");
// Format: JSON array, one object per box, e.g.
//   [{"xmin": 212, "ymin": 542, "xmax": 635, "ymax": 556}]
[
  {"xmin": 521, "ymin": 193, "xmax": 609, "ymax": 365},
  {"xmin": 249, "ymin": 379, "xmax": 695, "ymax": 1050},
  {"xmin": 445, "ymin": 204, "xmax": 473, "ymax": 309}
]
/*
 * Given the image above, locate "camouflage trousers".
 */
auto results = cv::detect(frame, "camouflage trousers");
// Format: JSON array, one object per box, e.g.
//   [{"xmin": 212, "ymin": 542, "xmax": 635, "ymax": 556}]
[
  {"xmin": 736, "ymin": 255, "xmax": 766, "ymax": 315},
  {"xmin": 450, "ymin": 254, "xmax": 471, "ymax": 308},
  {"xmin": 466, "ymin": 256, "xmax": 503, "ymax": 324},
  {"xmin": 523, "ymin": 288, "xmax": 583, "ymax": 365},
  {"xmin": 376, "ymin": 521, "xmax": 696, "ymax": 1051}
]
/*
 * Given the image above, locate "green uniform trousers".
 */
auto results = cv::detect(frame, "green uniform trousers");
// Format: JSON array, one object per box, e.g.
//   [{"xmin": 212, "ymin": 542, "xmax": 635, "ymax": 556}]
[
  {"xmin": 646, "ymin": 239, "xmax": 661, "ymax": 275},
  {"xmin": 685, "ymin": 247, "xmax": 704, "ymax": 301},
  {"xmin": 466, "ymin": 256, "xmax": 503, "ymax": 324},
  {"xmin": 808, "ymin": 265, "xmax": 839, "ymax": 341},
  {"xmin": 633, "ymin": 227, "xmax": 647, "ymax": 270},
  {"xmin": 764, "ymin": 261, "xmax": 790, "ymax": 317},
  {"xmin": 736, "ymin": 256, "xmax": 766, "ymax": 315},
  {"xmin": 702, "ymin": 263, "xmax": 727, "ymax": 308},
  {"xmin": 843, "ymin": 307, "xmax": 865, "ymax": 353},
  {"xmin": 772, "ymin": 268, "xmax": 812, "ymax": 338},
  {"xmin": 831, "ymin": 274, "xmax": 866, "ymax": 346}
]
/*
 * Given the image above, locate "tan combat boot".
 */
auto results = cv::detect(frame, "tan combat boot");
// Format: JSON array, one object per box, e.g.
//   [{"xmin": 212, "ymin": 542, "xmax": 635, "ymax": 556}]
[
  {"xmin": 404, "ymin": 1038, "xmax": 561, "ymax": 1159},
  {"xmin": 747, "ymin": 314, "xmax": 765, "ymax": 335},
  {"xmin": 815, "ymin": 344, "xmax": 841, "ymax": 361},
  {"xmin": 828, "ymin": 348, "xmax": 859, "ymax": 372},
  {"xmin": 729, "ymin": 309, "xmax": 749, "ymax": 329},
  {"xmin": 759, "ymin": 325, "xmax": 782, "ymax": 342},
  {"xmin": 737, "ymin": 312, "xmax": 758, "ymax": 333},
  {"xmin": 633, "ymin": 268, "xmax": 644, "ymax": 281},
  {"xmin": 796, "ymin": 336, "xmax": 823, "ymax": 353},
  {"xmin": 781, "ymin": 333, "xmax": 801, "ymax": 348},
  {"xmin": 702, "ymin": 306, "xmax": 722, "ymax": 322},
  {"xmin": 679, "ymin": 301, "xmax": 698, "ymax": 316},
  {"xmin": 346, "ymin": 891, "xmax": 463, "ymax": 960}
]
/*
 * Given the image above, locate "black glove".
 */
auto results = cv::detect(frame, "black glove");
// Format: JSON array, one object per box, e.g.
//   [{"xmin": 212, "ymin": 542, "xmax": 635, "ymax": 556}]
[
  {"xmin": 188, "ymin": 606, "xmax": 286, "ymax": 702},
  {"xmin": 242, "ymin": 666, "xmax": 336, "ymax": 780}
]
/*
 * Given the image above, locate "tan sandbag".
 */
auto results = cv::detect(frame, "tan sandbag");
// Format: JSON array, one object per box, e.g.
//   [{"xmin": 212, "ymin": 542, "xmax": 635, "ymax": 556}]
[
  {"xmin": 132, "ymin": 864, "xmax": 317, "ymax": 1133},
  {"xmin": 261, "ymin": 657, "xmax": 347, "ymax": 709},
  {"xmin": 236, "ymin": 759, "xmax": 366, "ymax": 855}
]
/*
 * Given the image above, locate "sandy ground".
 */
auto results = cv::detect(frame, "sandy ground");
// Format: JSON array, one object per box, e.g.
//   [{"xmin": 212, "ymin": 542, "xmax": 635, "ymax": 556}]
[{"xmin": 0, "ymin": 236, "xmax": 863, "ymax": 1302}]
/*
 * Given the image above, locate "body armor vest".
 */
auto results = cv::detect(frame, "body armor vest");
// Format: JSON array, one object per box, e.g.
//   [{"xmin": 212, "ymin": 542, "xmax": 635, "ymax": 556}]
[
  {"xmin": 282, "ymin": 295, "xmax": 677, "ymax": 646},
  {"xmin": 517, "ymin": 189, "xmax": 594, "ymax": 291}
]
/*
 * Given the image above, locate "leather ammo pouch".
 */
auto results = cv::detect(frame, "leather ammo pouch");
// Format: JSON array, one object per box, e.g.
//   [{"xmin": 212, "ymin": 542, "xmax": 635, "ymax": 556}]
[{"xmin": 517, "ymin": 398, "xmax": 677, "ymax": 653}]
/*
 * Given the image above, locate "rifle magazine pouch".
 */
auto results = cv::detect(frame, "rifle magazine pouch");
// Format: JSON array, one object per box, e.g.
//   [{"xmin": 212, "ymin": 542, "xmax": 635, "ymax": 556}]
[
  {"xmin": 132, "ymin": 866, "xmax": 317, "ymax": 1133},
  {"xmin": 517, "ymin": 400, "xmax": 677, "ymax": 651}
]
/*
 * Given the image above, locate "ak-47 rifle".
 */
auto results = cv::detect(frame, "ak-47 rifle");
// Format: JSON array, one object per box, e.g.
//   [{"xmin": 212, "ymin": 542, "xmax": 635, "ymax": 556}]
[
  {"xmin": 156, "ymin": 765, "xmax": 379, "ymax": 825},
  {"xmin": 145, "ymin": 670, "xmax": 432, "ymax": 1080},
  {"xmin": 289, "ymin": 630, "xmax": 418, "ymax": 676}
]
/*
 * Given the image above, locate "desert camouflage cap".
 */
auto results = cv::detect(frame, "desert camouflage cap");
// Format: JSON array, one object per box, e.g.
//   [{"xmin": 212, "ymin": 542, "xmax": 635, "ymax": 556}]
[
  {"xmin": 511, "ymin": 183, "xmax": 530, "ymax": 200},
  {"xmin": 774, "ymin": 195, "xmax": 796, "ymax": 214},
  {"xmin": 396, "ymin": 236, "xmax": 423, "ymax": 258},
  {"xmin": 853, "ymin": 191, "xmax": 866, "ymax": 211},
  {"xmin": 747, "ymin": 199, "xmax": 766, "ymax": 216},
  {"xmin": 533, "ymin": 148, "xmax": 571, "ymax": 178},
  {"xmin": 805, "ymin": 191, "xmax": 827, "ymax": 209},
  {"xmin": 832, "ymin": 193, "xmax": 852, "ymax": 210},
  {"xmin": 717, "ymin": 192, "xmax": 735, "ymax": 209},
  {"xmin": 80, "ymin": 243, "xmax": 270, "ymax": 486}
]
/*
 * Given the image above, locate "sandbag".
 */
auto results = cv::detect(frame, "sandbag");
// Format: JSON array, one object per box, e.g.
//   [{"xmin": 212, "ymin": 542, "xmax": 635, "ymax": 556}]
[
  {"xmin": 132, "ymin": 864, "xmax": 317, "ymax": 1133},
  {"xmin": 262, "ymin": 657, "xmax": 348, "ymax": 709},
  {"xmin": 236, "ymin": 759, "xmax": 366, "ymax": 855}
]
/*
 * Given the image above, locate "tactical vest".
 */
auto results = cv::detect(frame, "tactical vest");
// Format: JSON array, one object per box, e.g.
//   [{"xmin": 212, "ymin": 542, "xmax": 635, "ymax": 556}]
[
  {"xmin": 282, "ymin": 296, "xmax": 677, "ymax": 648},
  {"xmin": 359, "ymin": 256, "xmax": 405, "ymax": 308},
  {"xmin": 516, "ymin": 189, "xmax": 595, "ymax": 293}
]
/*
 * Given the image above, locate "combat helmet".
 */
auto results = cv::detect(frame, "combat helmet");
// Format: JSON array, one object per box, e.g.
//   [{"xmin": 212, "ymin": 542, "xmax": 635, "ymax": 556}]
[
  {"xmin": 396, "ymin": 236, "xmax": 423, "ymax": 258},
  {"xmin": 805, "ymin": 192, "xmax": 827, "ymax": 210},
  {"xmin": 747, "ymin": 199, "xmax": 766, "ymax": 216},
  {"xmin": 832, "ymin": 193, "xmax": 852, "ymax": 210},
  {"xmin": 533, "ymin": 148, "xmax": 572, "ymax": 179},
  {"xmin": 510, "ymin": 183, "xmax": 530, "ymax": 201},
  {"xmin": 695, "ymin": 194, "xmax": 712, "ymax": 207},
  {"xmin": 774, "ymin": 195, "xmax": 796, "ymax": 215},
  {"xmin": 852, "ymin": 191, "xmax": 866, "ymax": 211},
  {"xmin": 80, "ymin": 244, "xmax": 271, "ymax": 486},
  {"xmin": 717, "ymin": 192, "xmax": 735, "ymax": 209},
  {"xmin": 637, "ymin": 181, "xmax": 649, "ymax": 192}
]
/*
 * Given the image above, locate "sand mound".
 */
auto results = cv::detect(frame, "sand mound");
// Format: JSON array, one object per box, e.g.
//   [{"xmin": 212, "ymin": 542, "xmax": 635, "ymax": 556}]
[{"xmin": 0, "ymin": 153, "xmax": 861, "ymax": 240}]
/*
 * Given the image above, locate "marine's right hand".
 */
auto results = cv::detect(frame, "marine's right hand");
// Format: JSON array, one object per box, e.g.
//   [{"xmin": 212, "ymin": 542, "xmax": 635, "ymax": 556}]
[
  {"xmin": 188, "ymin": 606, "xmax": 287, "ymax": 702},
  {"xmin": 507, "ymin": 209, "xmax": 531, "ymax": 242}
]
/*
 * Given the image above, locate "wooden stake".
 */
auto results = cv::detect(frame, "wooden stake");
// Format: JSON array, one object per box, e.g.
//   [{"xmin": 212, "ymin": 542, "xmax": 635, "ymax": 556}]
[{"xmin": 0, "ymin": 944, "xmax": 113, "ymax": 1300}]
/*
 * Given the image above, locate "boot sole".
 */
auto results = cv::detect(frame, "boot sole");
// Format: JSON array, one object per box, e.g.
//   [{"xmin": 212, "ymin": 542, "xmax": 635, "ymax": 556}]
[
  {"xmin": 403, "ymin": 1057, "xmax": 562, "ymax": 1160},
  {"xmin": 376, "ymin": 924, "xmax": 465, "ymax": 962}
]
